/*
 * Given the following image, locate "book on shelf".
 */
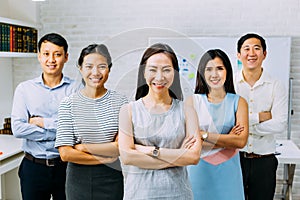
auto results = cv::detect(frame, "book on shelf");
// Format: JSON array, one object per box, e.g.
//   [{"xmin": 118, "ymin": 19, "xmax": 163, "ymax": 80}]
[
  {"xmin": 0, "ymin": 117, "xmax": 12, "ymax": 135},
  {"xmin": 0, "ymin": 22, "xmax": 38, "ymax": 53}
]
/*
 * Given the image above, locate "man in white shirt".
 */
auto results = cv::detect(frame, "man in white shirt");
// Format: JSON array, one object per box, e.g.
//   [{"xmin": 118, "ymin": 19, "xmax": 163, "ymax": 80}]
[{"xmin": 235, "ymin": 33, "xmax": 288, "ymax": 200}]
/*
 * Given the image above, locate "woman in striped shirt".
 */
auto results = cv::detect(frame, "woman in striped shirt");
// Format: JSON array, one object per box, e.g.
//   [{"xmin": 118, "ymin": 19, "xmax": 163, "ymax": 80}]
[{"xmin": 55, "ymin": 44, "xmax": 127, "ymax": 200}]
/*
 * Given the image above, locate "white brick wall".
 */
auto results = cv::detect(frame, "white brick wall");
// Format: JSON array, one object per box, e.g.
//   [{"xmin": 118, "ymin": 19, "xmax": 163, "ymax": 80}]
[{"xmin": 12, "ymin": 0, "xmax": 300, "ymax": 198}]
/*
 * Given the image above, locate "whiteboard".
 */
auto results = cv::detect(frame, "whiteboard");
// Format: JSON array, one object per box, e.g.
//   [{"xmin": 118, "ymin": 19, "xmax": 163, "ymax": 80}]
[{"xmin": 149, "ymin": 37, "xmax": 291, "ymax": 97}]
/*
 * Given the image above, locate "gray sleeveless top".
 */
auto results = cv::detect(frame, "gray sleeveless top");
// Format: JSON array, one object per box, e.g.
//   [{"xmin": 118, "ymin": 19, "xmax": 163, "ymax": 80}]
[{"xmin": 122, "ymin": 98, "xmax": 193, "ymax": 200}]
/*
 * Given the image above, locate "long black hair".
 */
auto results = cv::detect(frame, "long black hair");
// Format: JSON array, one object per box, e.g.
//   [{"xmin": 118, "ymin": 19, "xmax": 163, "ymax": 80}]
[{"xmin": 194, "ymin": 49, "xmax": 235, "ymax": 94}]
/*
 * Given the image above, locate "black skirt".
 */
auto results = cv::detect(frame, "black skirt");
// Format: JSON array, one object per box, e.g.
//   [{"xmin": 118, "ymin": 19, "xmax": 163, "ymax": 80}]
[{"xmin": 66, "ymin": 160, "xmax": 124, "ymax": 200}]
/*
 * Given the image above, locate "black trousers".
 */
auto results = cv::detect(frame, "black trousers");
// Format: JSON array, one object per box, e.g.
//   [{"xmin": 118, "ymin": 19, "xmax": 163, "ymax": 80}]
[
  {"xmin": 18, "ymin": 157, "xmax": 67, "ymax": 200},
  {"xmin": 239, "ymin": 152, "xmax": 278, "ymax": 200}
]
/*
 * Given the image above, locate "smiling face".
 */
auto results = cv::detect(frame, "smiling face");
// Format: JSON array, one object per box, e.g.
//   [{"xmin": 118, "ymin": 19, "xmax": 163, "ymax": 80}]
[
  {"xmin": 144, "ymin": 53, "xmax": 174, "ymax": 95},
  {"xmin": 204, "ymin": 57, "xmax": 227, "ymax": 91},
  {"xmin": 80, "ymin": 53, "xmax": 109, "ymax": 91},
  {"xmin": 237, "ymin": 37, "xmax": 267, "ymax": 71},
  {"xmin": 38, "ymin": 41, "xmax": 68, "ymax": 77}
]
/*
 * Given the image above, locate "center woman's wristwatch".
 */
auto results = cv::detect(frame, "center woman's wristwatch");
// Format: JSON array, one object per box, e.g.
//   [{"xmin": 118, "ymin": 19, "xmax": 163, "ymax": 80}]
[
  {"xmin": 152, "ymin": 145, "xmax": 160, "ymax": 157},
  {"xmin": 201, "ymin": 132, "xmax": 209, "ymax": 141}
]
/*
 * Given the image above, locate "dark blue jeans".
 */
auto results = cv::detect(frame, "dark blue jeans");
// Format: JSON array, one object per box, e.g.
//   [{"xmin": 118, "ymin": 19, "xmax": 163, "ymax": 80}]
[
  {"xmin": 18, "ymin": 157, "xmax": 67, "ymax": 200},
  {"xmin": 240, "ymin": 153, "xmax": 278, "ymax": 200}
]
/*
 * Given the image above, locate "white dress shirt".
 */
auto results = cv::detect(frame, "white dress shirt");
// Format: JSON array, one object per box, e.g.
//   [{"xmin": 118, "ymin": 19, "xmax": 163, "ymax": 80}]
[{"xmin": 235, "ymin": 69, "xmax": 288, "ymax": 155}]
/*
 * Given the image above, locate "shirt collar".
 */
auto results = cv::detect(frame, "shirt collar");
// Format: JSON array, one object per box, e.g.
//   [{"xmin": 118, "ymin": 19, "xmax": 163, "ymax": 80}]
[
  {"xmin": 237, "ymin": 68, "xmax": 273, "ymax": 86},
  {"xmin": 34, "ymin": 74, "xmax": 71, "ymax": 88},
  {"xmin": 236, "ymin": 69, "xmax": 245, "ymax": 83}
]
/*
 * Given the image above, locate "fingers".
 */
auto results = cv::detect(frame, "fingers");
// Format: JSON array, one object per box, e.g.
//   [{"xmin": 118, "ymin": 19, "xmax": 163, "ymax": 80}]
[
  {"xmin": 182, "ymin": 136, "xmax": 196, "ymax": 149},
  {"xmin": 234, "ymin": 127, "xmax": 244, "ymax": 135},
  {"xmin": 96, "ymin": 155, "xmax": 118, "ymax": 164},
  {"xmin": 185, "ymin": 139, "xmax": 196, "ymax": 149},
  {"xmin": 185, "ymin": 135, "xmax": 195, "ymax": 143},
  {"xmin": 74, "ymin": 144, "xmax": 82, "ymax": 151},
  {"xmin": 230, "ymin": 124, "xmax": 244, "ymax": 135}
]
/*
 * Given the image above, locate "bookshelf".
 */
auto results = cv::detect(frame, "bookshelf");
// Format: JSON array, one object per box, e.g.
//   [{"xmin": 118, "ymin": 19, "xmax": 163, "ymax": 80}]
[{"xmin": 0, "ymin": 16, "xmax": 38, "ymax": 57}]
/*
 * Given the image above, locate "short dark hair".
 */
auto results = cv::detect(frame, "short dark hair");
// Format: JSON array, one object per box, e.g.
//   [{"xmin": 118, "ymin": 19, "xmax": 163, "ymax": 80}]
[
  {"xmin": 195, "ymin": 49, "xmax": 235, "ymax": 94},
  {"xmin": 77, "ymin": 44, "xmax": 112, "ymax": 70},
  {"xmin": 237, "ymin": 33, "xmax": 266, "ymax": 53},
  {"xmin": 38, "ymin": 33, "xmax": 68, "ymax": 53},
  {"xmin": 135, "ymin": 43, "xmax": 183, "ymax": 101}
]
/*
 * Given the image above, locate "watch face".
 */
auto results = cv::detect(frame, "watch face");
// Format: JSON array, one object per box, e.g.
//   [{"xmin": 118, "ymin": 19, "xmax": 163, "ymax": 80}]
[
  {"xmin": 202, "ymin": 132, "xmax": 208, "ymax": 140},
  {"xmin": 152, "ymin": 146, "xmax": 160, "ymax": 157},
  {"xmin": 153, "ymin": 149, "xmax": 159, "ymax": 157}
]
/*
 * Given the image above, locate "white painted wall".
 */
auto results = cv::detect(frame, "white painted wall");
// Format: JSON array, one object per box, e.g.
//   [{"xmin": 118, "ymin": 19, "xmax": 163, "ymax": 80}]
[{"xmin": 0, "ymin": 0, "xmax": 38, "ymax": 24}]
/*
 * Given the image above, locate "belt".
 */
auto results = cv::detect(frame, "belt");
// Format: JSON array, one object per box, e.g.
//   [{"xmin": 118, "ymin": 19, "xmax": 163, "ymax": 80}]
[
  {"xmin": 25, "ymin": 153, "xmax": 63, "ymax": 167},
  {"xmin": 240, "ymin": 152, "xmax": 274, "ymax": 159}
]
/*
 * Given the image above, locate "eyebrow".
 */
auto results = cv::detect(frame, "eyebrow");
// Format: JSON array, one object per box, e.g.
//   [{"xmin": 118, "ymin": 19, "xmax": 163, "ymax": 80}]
[
  {"xmin": 242, "ymin": 44, "xmax": 262, "ymax": 48},
  {"xmin": 84, "ymin": 62, "xmax": 107, "ymax": 65},
  {"xmin": 147, "ymin": 65, "xmax": 172, "ymax": 68},
  {"xmin": 206, "ymin": 65, "xmax": 225, "ymax": 68}
]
